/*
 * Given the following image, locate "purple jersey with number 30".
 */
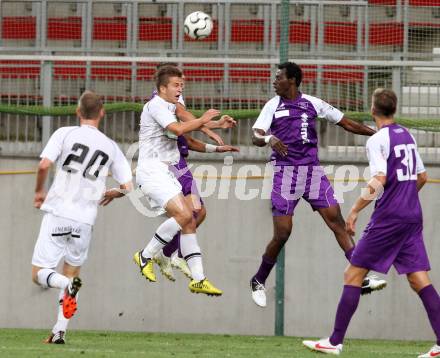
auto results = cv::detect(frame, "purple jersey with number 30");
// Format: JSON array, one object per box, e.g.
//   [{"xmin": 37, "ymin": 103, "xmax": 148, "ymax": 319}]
[{"xmin": 366, "ymin": 123, "xmax": 425, "ymax": 224}]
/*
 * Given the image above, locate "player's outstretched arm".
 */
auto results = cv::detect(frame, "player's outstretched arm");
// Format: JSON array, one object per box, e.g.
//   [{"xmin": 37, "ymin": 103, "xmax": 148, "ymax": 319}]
[
  {"xmin": 100, "ymin": 181, "xmax": 133, "ymax": 206},
  {"xmin": 346, "ymin": 175, "xmax": 386, "ymax": 235},
  {"xmin": 34, "ymin": 158, "xmax": 53, "ymax": 208},
  {"xmin": 176, "ymin": 104, "xmax": 234, "ymax": 145},
  {"xmin": 252, "ymin": 128, "xmax": 288, "ymax": 156},
  {"xmin": 185, "ymin": 135, "xmax": 239, "ymax": 153},
  {"xmin": 168, "ymin": 108, "xmax": 219, "ymax": 137},
  {"xmin": 337, "ymin": 117, "xmax": 376, "ymax": 136}
]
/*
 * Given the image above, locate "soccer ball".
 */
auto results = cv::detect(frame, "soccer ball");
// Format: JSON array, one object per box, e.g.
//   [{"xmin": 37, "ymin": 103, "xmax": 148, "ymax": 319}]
[{"xmin": 184, "ymin": 11, "xmax": 213, "ymax": 40}]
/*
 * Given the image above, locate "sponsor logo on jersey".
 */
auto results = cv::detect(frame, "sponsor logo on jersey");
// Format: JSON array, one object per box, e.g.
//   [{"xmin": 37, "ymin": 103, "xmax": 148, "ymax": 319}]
[{"xmin": 301, "ymin": 113, "xmax": 309, "ymax": 144}]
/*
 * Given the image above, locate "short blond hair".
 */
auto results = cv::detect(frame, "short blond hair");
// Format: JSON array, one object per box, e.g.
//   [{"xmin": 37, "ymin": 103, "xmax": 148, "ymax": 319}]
[{"xmin": 78, "ymin": 90, "xmax": 103, "ymax": 120}]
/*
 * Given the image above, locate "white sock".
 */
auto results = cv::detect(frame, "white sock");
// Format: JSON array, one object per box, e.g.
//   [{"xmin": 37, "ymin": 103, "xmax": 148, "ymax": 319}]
[
  {"xmin": 52, "ymin": 289, "xmax": 70, "ymax": 333},
  {"xmin": 37, "ymin": 268, "xmax": 70, "ymax": 289},
  {"xmin": 142, "ymin": 217, "xmax": 181, "ymax": 258},
  {"xmin": 180, "ymin": 233, "xmax": 205, "ymax": 281}
]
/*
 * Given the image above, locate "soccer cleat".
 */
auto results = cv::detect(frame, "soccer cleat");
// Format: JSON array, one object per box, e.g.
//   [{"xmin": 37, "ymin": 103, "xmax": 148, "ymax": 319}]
[
  {"xmin": 170, "ymin": 252, "xmax": 192, "ymax": 279},
  {"xmin": 303, "ymin": 338, "xmax": 343, "ymax": 355},
  {"xmin": 153, "ymin": 250, "xmax": 175, "ymax": 282},
  {"xmin": 189, "ymin": 278, "xmax": 222, "ymax": 296},
  {"xmin": 361, "ymin": 274, "xmax": 387, "ymax": 295},
  {"xmin": 43, "ymin": 331, "xmax": 65, "ymax": 344},
  {"xmin": 418, "ymin": 344, "xmax": 440, "ymax": 357},
  {"xmin": 133, "ymin": 251, "xmax": 156, "ymax": 282},
  {"xmin": 250, "ymin": 277, "xmax": 267, "ymax": 308},
  {"xmin": 62, "ymin": 277, "xmax": 82, "ymax": 319}
]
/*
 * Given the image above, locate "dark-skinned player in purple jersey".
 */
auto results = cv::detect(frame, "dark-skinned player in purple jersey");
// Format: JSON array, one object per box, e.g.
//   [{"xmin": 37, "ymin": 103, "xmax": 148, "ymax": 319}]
[{"xmin": 249, "ymin": 62, "xmax": 386, "ymax": 308}]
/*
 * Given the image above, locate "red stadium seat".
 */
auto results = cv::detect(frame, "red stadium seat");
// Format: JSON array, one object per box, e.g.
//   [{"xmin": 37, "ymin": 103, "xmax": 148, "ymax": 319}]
[
  {"xmin": 48, "ymin": 17, "xmax": 81, "ymax": 40},
  {"xmin": 0, "ymin": 60, "xmax": 40, "ymax": 78},
  {"xmin": 93, "ymin": 17, "xmax": 127, "ymax": 41},
  {"xmin": 369, "ymin": 23, "xmax": 403, "ymax": 45},
  {"xmin": 53, "ymin": 61, "xmax": 86, "ymax": 79},
  {"xmin": 182, "ymin": 64, "xmax": 224, "ymax": 81},
  {"xmin": 2, "ymin": 16, "xmax": 36, "ymax": 39},
  {"xmin": 139, "ymin": 17, "xmax": 172, "ymax": 41},
  {"xmin": 290, "ymin": 21, "xmax": 311, "ymax": 44},
  {"xmin": 409, "ymin": 0, "xmax": 440, "ymax": 5},
  {"xmin": 231, "ymin": 19, "xmax": 264, "ymax": 42},
  {"xmin": 324, "ymin": 22, "xmax": 358, "ymax": 45}
]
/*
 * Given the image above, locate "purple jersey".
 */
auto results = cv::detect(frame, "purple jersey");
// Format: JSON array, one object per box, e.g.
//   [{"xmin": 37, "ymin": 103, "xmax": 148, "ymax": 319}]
[
  {"xmin": 366, "ymin": 123, "xmax": 425, "ymax": 224},
  {"xmin": 252, "ymin": 93, "xmax": 344, "ymax": 165},
  {"xmin": 150, "ymin": 89, "xmax": 188, "ymax": 157}
]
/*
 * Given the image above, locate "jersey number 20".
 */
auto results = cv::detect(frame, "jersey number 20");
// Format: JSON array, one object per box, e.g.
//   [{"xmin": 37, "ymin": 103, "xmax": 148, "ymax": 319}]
[{"xmin": 62, "ymin": 143, "xmax": 109, "ymax": 180}]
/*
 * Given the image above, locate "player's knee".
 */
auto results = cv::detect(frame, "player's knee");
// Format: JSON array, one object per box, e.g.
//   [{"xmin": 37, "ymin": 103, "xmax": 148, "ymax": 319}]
[
  {"xmin": 274, "ymin": 227, "xmax": 291, "ymax": 243},
  {"xmin": 407, "ymin": 273, "xmax": 430, "ymax": 293},
  {"xmin": 176, "ymin": 208, "xmax": 195, "ymax": 230}
]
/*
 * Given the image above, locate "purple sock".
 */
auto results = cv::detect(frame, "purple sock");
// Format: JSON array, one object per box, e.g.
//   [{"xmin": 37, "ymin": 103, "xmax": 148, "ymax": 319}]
[
  {"xmin": 253, "ymin": 255, "xmax": 277, "ymax": 285},
  {"xmin": 344, "ymin": 247, "xmax": 355, "ymax": 261},
  {"xmin": 418, "ymin": 284, "xmax": 440, "ymax": 345},
  {"xmin": 162, "ymin": 232, "xmax": 180, "ymax": 258},
  {"xmin": 329, "ymin": 285, "xmax": 362, "ymax": 346}
]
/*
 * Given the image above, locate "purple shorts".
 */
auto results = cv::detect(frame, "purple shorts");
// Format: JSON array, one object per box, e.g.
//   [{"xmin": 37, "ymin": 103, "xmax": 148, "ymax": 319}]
[
  {"xmin": 271, "ymin": 165, "xmax": 338, "ymax": 216},
  {"xmin": 170, "ymin": 156, "xmax": 204, "ymax": 206},
  {"xmin": 350, "ymin": 221, "xmax": 430, "ymax": 275}
]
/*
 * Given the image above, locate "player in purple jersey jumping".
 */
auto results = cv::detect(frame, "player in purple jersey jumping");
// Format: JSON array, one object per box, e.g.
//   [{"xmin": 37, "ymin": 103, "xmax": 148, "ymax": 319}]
[
  {"xmin": 148, "ymin": 66, "xmax": 239, "ymax": 281},
  {"xmin": 250, "ymin": 62, "xmax": 386, "ymax": 307},
  {"xmin": 303, "ymin": 88, "xmax": 440, "ymax": 357}
]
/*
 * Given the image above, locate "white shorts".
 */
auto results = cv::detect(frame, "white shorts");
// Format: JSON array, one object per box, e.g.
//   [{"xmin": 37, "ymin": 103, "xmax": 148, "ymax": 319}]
[
  {"xmin": 32, "ymin": 213, "xmax": 92, "ymax": 268},
  {"xmin": 136, "ymin": 161, "xmax": 182, "ymax": 209}
]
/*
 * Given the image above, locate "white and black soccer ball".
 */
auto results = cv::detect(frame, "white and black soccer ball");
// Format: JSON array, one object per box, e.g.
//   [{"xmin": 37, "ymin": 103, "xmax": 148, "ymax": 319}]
[{"xmin": 184, "ymin": 11, "xmax": 213, "ymax": 40}]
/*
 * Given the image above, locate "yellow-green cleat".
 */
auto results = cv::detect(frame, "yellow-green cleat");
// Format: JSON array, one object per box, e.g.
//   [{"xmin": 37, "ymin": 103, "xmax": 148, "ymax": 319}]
[
  {"xmin": 133, "ymin": 251, "xmax": 156, "ymax": 282},
  {"xmin": 189, "ymin": 278, "xmax": 222, "ymax": 296}
]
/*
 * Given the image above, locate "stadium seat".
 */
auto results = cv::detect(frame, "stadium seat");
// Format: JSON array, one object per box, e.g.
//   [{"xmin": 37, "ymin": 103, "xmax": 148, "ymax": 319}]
[
  {"xmin": 324, "ymin": 22, "xmax": 358, "ymax": 45},
  {"xmin": 93, "ymin": 17, "xmax": 127, "ymax": 41},
  {"xmin": 290, "ymin": 21, "xmax": 311, "ymax": 44},
  {"xmin": 369, "ymin": 23, "xmax": 403, "ymax": 45},
  {"xmin": 139, "ymin": 17, "xmax": 172, "ymax": 41},
  {"xmin": 2, "ymin": 16, "xmax": 35, "ymax": 39},
  {"xmin": 231, "ymin": 19, "xmax": 264, "ymax": 43},
  {"xmin": 0, "ymin": 60, "xmax": 40, "ymax": 78},
  {"xmin": 48, "ymin": 17, "xmax": 81, "ymax": 40}
]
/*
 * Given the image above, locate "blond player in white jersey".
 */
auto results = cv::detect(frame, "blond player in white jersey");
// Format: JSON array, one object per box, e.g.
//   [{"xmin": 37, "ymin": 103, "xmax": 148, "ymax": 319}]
[
  {"xmin": 31, "ymin": 91, "xmax": 133, "ymax": 344},
  {"xmin": 133, "ymin": 65, "xmax": 222, "ymax": 296}
]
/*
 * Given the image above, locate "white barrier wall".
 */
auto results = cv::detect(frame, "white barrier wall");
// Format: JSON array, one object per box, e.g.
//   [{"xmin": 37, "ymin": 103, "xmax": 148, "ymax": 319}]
[{"xmin": 1, "ymin": 157, "xmax": 440, "ymax": 341}]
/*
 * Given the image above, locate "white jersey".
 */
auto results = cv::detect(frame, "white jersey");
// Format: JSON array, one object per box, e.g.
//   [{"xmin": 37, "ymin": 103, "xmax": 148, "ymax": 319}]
[
  {"xmin": 137, "ymin": 95, "xmax": 180, "ymax": 168},
  {"xmin": 40, "ymin": 125, "xmax": 132, "ymax": 226}
]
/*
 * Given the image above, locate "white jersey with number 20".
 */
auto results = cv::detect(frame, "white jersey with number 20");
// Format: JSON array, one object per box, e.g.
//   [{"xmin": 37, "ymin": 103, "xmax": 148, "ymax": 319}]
[{"xmin": 40, "ymin": 125, "xmax": 132, "ymax": 226}]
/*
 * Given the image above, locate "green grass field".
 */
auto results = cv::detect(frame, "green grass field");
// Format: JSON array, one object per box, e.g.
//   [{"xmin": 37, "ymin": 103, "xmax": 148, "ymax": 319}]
[{"xmin": 0, "ymin": 329, "xmax": 432, "ymax": 357}]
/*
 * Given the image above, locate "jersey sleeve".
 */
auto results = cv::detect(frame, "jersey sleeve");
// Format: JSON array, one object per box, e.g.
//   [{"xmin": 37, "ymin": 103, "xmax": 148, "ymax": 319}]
[
  {"xmin": 110, "ymin": 143, "xmax": 133, "ymax": 184},
  {"xmin": 148, "ymin": 99, "xmax": 177, "ymax": 129},
  {"xmin": 415, "ymin": 150, "xmax": 426, "ymax": 174},
  {"xmin": 410, "ymin": 134, "xmax": 426, "ymax": 174},
  {"xmin": 315, "ymin": 98, "xmax": 344, "ymax": 124},
  {"xmin": 40, "ymin": 127, "xmax": 71, "ymax": 162},
  {"xmin": 252, "ymin": 96, "xmax": 279, "ymax": 132},
  {"xmin": 366, "ymin": 129, "xmax": 390, "ymax": 176}
]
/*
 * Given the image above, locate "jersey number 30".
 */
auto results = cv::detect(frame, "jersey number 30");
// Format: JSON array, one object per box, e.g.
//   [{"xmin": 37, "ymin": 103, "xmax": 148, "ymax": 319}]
[
  {"xmin": 394, "ymin": 143, "xmax": 417, "ymax": 181},
  {"xmin": 62, "ymin": 143, "xmax": 109, "ymax": 181}
]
